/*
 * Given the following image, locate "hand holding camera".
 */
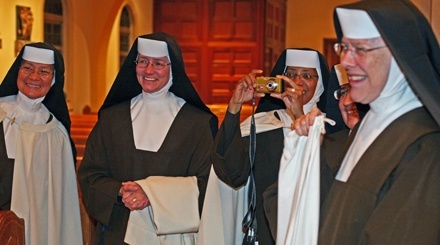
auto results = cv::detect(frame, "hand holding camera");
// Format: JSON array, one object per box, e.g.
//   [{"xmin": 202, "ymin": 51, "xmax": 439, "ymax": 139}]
[
  {"xmin": 269, "ymin": 74, "xmax": 305, "ymax": 120},
  {"xmin": 255, "ymin": 77, "xmax": 284, "ymax": 93},
  {"xmin": 228, "ymin": 69, "xmax": 265, "ymax": 114},
  {"xmin": 228, "ymin": 71, "xmax": 304, "ymax": 120}
]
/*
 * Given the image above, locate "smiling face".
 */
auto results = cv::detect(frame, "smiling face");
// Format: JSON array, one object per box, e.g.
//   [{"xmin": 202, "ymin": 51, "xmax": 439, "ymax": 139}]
[
  {"xmin": 338, "ymin": 84, "xmax": 360, "ymax": 129},
  {"xmin": 135, "ymin": 54, "xmax": 171, "ymax": 93},
  {"xmin": 339, "ymin": 37, "xmax": 392, "ymax": 104},
  {"xmin": 17, "ymin": 60, "xmax": 54, "ymax": 99},
  {"xmin": 283, "ymin": 66, "xmax": 319, "ymax": 104}
]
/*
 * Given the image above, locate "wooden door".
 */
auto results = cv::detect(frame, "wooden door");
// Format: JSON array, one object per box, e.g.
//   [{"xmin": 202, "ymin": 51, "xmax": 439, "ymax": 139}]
[
  {"xmin": 264, "ymin": 0, "xmax": 286, "ymax": 75},
  {"xmin": 155, "ymin": 0, "xmax": 286, "ymax": 104}
]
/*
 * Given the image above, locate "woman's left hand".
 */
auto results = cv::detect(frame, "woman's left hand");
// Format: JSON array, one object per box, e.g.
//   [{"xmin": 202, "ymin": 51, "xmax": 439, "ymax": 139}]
[{"xmin": 270, "ymin": 75, "xmax": 304, "ymax": 119}]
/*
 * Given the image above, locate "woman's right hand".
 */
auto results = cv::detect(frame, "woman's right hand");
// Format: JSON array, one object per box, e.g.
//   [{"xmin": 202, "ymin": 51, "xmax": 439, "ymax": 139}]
[
  {"xmin": 120, "ymin": 181, "xmax": 150, "ymax": 211},
  {"xmin": 228, "ymin": 69, "xmax": 265, "ymax": 114},
  {"xmin": 292, "ymin": 107, "xmax": 323, "ymax": 136}
]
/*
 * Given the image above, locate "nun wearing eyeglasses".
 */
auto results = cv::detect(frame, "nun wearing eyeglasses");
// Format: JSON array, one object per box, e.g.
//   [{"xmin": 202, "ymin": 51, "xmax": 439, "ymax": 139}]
[
  {"xmin": 292, "ymin": 0, "xmax": 440, "ymax": 244},
  {"xmin": 0, "ymin": 42, "xmax": 82, "ymax": 245},
  {"xmin": 211, "ymin": 48, "xmax": 330, "ymax": 244},
  {"xmin": 78, "ymin": 32, "xmax": 218, "ymax": 245}
]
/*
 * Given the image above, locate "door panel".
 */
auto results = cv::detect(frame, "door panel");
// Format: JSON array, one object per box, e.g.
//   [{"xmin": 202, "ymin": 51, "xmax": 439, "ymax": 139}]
[
  {"xmin": 210, "ymin": 47, "xmax": 259, "ymax": 103},
  {"xmin": 155, "ymin": 0, "xmax": 285, "ymax": 104}
]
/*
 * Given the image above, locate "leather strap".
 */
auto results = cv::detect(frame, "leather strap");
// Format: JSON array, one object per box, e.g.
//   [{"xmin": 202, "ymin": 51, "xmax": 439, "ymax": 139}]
[{"xmin": 242, "ymin": 97, "xmax": 258, "ymax": 243}]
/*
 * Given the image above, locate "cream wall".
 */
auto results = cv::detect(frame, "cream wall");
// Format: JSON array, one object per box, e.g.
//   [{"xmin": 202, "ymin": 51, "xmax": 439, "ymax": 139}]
[
  {"xmin": 286, "ymin": 0, "xmax": 440, "ymax": 53},
  {"xmin": 0, "ymin": 0, "xmax": 153, "ymax": 114},
  {"xmin": 67, "ymin": 0, "xmax": 153, "ymax": 113},
  {"xmin": 0, "ymin": 0, "xmax": 46, "ymax": 84},
  {"xmin": 286, "ymin": 0, "xmax": 353, "ymax": 52},
  {"xmin": 412, "ymin": 0, "xmax": 440, "ymax": 38},
  {"xmin": 434, "ymin": 0, "xmax": 440, "ymax": 37}
]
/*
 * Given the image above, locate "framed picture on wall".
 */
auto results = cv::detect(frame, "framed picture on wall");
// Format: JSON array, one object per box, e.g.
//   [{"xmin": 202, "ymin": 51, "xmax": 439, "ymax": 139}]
[
  {"xmin": 15, "ymin": 6, "xmax": 33, "ymax": 56},
  {"xmin": 16, "ymin": 5, "xmax": 33, "ymax": 41}
]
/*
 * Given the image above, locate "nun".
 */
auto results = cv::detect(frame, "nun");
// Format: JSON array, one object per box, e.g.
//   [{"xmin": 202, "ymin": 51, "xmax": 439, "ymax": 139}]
[
  {"xmin": 211, "ymin": 48, "xmax": 330, "ymax": 244},
  {"xmin": 293, "ymin": 0, "xmax": 440, "ymax": 244},
  {"xmin": 78, "ymin": 32, "xmax": 218, "ymax": 245},
  {"xmin": 0, "ymin": 42, "xmax": 82, "ymax": 245},
  {"xmin": 333, "ymin": 64, "xmax": 360, "ymax": 131}
]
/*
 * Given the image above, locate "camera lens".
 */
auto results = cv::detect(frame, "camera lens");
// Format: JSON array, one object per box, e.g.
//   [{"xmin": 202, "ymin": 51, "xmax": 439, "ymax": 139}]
[{"xmin": 266, "ymin": 81, "xmax": 278, "ymax": 91}]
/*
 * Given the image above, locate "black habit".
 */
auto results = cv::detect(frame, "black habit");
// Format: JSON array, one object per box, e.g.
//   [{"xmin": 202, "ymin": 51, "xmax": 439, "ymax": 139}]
[
  {"xmin": 78, "ymin": 32, "xmax": 218, "ymax": 244},
  {"xmin": 212, "ymin": 48, "xmax": 330, "ymax": 244}
]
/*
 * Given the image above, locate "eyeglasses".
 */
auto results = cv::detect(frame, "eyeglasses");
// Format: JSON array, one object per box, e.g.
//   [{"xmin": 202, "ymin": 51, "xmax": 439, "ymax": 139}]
[
  {"xmin": 334, "ymin": 43, "xmax": 386, "ymax": 58},
  {"xmin": 334, "ymin": 85, "xmax": 350, "ymax": 100},
  {"xmin": 19, "ymin": 65, "xmax": 54, "ymax": 78},
  {"xmin": 134, "ymin": 60, "xmax": 171, "ymax": 70},
  {"xmin": 284, "ymin": 73, "xmax": 319, "ymax": 81}
]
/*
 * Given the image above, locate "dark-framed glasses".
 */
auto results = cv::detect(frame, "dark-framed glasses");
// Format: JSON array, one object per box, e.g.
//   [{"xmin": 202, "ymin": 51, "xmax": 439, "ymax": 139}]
[
  {"xmin": 334, "ymin": 85, "xmax": 350, "ymax": 100},
  {"xmin": 134, "ymin": 60, "xmax": 171, "ymax": 70},
  {"xmin": 334, "ymin": 43, "xmax": 386, "ymax": 58},
  {"xmin": 19, "ymin": 65, "xmax": 54, "ymax": 78},
  {"xmin": 284, "ymin": 72, "xmax": 319, "ymax": 81}
]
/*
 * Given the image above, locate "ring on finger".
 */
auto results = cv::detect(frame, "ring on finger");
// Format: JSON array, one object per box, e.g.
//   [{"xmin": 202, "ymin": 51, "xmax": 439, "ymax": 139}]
[
  {"xmin": 289, "ymin": 88, "xmax": 296, "ymax": 92},
  {"xmin": 132, "ymin": 198, "xmax": 137, "ymax": 202}
]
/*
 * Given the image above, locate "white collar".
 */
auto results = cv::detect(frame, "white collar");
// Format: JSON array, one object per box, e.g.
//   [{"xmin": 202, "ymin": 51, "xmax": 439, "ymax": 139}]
[{"xmin": 16, "ymin": 92, "xmax": 44, "ymax": 112}]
